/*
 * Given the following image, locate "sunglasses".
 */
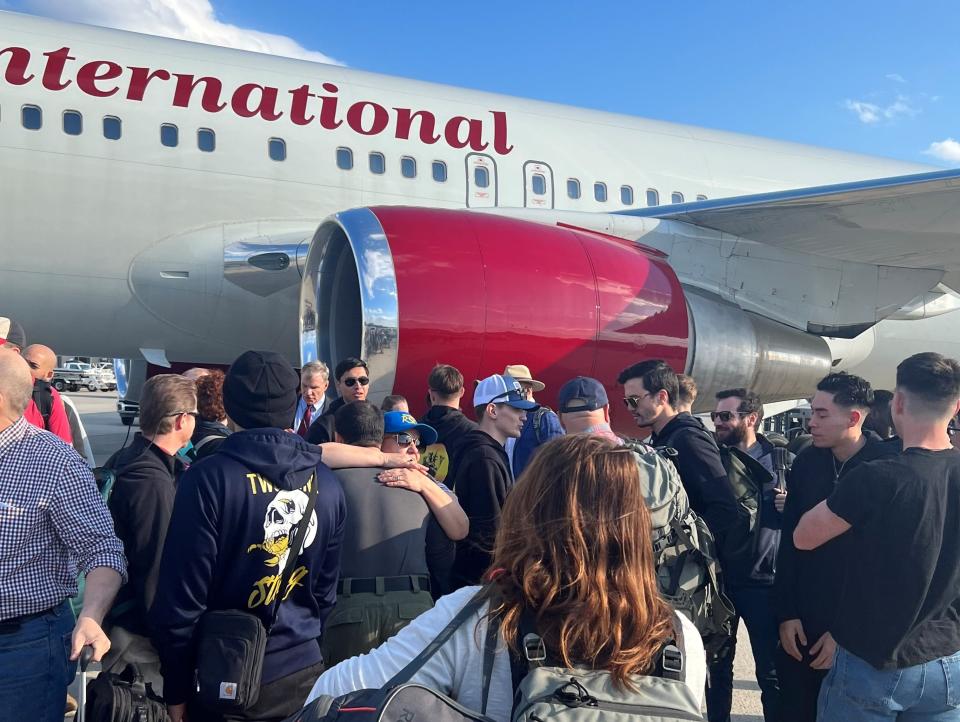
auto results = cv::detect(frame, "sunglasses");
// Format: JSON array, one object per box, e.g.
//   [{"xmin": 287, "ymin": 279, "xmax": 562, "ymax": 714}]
[
  {"xmin": 489, "ymin": 388, "xmax": 525, "ymax": 404},
  {"xmin": 343, "ymin": 376, "xmax": 370, "ymax": 388},
  {"xmin": 393, "ymin": 432, "xmax": 422, "ymax": 449},
  {"xmin": 165, "ymin": 410, "xmax": 200, "ymax": 420},
  {"xmin": 622, "ymin": 392, "xmax": 653, "ymax": 410},
  {"xmin": 710, "ymin": 410, "xmax": 747, "ymax": 423}
]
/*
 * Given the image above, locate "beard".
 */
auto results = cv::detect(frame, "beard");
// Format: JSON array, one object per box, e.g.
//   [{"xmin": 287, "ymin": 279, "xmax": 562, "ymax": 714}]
[{"xmin": 717, "ymin": 422, "xmax": 747, "ymax": 446}]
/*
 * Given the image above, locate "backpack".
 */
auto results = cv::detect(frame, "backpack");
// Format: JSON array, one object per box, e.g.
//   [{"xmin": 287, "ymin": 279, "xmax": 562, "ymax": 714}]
[
  {"xmin": 531, "ymin": 406, "xmax": 553, "ymax": 445},
  {"xmin": 70, "ymin": 466, "xmax": 122, "ymax": 619},
  {"xmin": 620, "ymin": 440, "xmax": 734, "ymax": 656},
  {"xmin": 82, "ymin": 657, "xmax": 166, "ymax": 722},
  {"xmin": 502, "ymin": 608, "xmax": 704, "ymax": 722},
  {"xmin": 32, "ymin": 381, "xmax": 55, "ymax": 428}
]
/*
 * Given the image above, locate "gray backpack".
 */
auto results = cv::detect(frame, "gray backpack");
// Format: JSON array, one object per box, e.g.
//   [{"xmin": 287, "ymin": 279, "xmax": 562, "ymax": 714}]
[
  {"xmin": 623, "ymin": 441, "xmax": 735, "ymax": 656},
  {"xmin": 487, "ymin": 607, "xmax": 703, "ymax": 722}
]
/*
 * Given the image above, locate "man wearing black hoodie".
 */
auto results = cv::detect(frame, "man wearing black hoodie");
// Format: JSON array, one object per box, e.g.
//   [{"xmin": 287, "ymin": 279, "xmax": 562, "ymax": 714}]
[
  {"xmin": 419, "ymin": 363, "xmax": 477, "ymax": 485},
  {"xmin": 449, "ymin": 373, "xmax": 536, "ymax": 589},
  {"xmin": 619, "ymin": 360, "xmax": 746, "ymax": 722},
  {"xmin": 150, "ymin": 351, "xmax": 417, "ymax": 722}
]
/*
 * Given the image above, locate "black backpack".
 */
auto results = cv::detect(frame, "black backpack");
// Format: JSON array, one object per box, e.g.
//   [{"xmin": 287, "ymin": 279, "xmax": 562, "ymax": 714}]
[
  {"xmin": 32, "ymin": 380, "xmax": 54, "ymax": 428},
  {"xmin": 80, "ymin": 649, "xmax": 166, "ymax": 722}
]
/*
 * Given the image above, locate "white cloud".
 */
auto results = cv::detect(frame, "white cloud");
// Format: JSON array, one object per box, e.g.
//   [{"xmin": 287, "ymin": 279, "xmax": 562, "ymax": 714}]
[
  {"xmin": 886, "ymin": 73, "xmax": 906, "ymax": 83},
  {"xmin": 924, "ymin": 138, "xmax": 960, "ymax": 164},
  {"xmin": 844, "ymin": 94, "xmax": 919, "ymax": 124},
  {"xmin": 22, "ymin": 0, "xmax": 342, "ymax": 65}
]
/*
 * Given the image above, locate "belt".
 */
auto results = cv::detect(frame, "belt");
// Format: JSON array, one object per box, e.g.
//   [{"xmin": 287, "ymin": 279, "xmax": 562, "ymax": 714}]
[
  {"xmin": 0, "ymin": 604, "xmax": 58, "ymax": 634},
  {"xmin": 337, "ymin": 575, "xmax": 431, "ymax": 596}
]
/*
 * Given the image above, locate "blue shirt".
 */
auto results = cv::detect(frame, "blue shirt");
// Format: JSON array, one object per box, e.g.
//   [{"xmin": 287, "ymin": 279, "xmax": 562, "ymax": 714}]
[{"xmin": 293, "ymin": 397, "xmax": 326, "ymax": 432}]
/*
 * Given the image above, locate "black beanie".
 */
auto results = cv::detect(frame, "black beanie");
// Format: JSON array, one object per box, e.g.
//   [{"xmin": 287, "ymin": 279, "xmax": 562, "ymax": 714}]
[{"xmin": 223, "ymin": 350, "xmax": 299, "ymax": 430}]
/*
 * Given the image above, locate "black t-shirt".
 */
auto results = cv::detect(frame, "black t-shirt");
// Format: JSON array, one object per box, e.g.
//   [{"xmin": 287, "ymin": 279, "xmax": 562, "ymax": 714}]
[{"xmin": 827, "ymin": 447, "xmax": 960, "ymax": 669}]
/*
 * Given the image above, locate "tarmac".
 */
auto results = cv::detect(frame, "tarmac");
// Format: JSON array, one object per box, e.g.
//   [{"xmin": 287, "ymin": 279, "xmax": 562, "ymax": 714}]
[{"xmin": 65, "ymin": 390, "xmax": 765, "ymax": 721}]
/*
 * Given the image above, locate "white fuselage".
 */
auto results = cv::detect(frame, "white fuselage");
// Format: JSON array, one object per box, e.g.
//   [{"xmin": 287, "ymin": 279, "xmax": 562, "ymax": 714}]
[{"xmin": 0, "ymin": 11, "xmax": 952, "ymax": 387}]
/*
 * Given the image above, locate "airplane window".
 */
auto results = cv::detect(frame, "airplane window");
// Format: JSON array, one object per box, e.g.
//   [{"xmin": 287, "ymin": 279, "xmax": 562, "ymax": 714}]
[
  {"xmin": 336, "ymin": 147, "xmax": 353, "ymax": 170},
  {"xmin": 401, "ymin": 156, "xmax": 416, "ymax": 178},
  {"xmin": 672, "ymin": 191, "xmax": 684, "ymax": 204},
  {"xmin": 269, "ymin": 137, "xmax": 286, "ymax": 161},
  {"xmin": 474, "ymin": 166, "xmax": 489, "ymax": 188},
  {"xmin": 567, "ymin": 178, "xmax": 581, "ymax": 199},
  {"xmin": 21, "ymin": 105, "xmax": 41, "ymax": 130},
  {"xmin": 697, "ymin": 194, "xmax": 708, "ymax": 201},
  {"xmin": 620, "ymin": 185, "xmax": 634, "ymax": 205},
  {"xmin": 198, "ymin": 128, "xmax": 215, "ymax": 152},
  {"xmin": 594, "ymin": 182, "xmax": 607, "ymax": 203},
  {"xmin": 160, "ymin": 123, "xmax": 178, "ymax": 148},
  {"xmin": 63, "ymin": 110, "xmax": 82, "ymax": 136},
  {"xmin": 531, "ymin": 173, "xmax": 546, "ymax": 195},
  {"xmin": 646, "ymin": 189, "xmax": 659, "ymax": 207},
  {"xmin": 103, "ymin": 116, "xmax": 121, "ymax": 140},
  {"xmin": 432, "ymin": 160, "xmax": 447, "ymax": 182},
  {"xmin": 369, "ymin": 152, "xmax": 386, "ymax": 174}
]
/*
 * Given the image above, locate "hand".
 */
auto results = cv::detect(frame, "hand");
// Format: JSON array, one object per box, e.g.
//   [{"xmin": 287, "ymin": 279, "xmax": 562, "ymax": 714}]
[
  {"xmin": 809, "ymin": 631, "xmax": 837, "ymax": 670},
  {"xmin": 779, "ymin": 618, "xmax": 806, "ymax": 662},
  {"xmin": 775, "ymin": 490, "xmax": 787, "ymax": 513},
  {"xmin": 378, "ymin": 468, "xmax": 427, "ymax": 493},
  {"xmin": 167, "ymin": 703, "xmax": 188, "ymax": 722},
  {"xmin": 70, "ymin": 615, "xmax": 111, "ymax": 662},
  {"xmin": 382, "ymin": 453, "xmax": 429, "ymax": 473}
]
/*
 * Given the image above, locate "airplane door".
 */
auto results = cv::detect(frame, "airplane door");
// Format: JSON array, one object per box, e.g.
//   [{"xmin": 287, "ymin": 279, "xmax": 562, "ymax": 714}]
[
  {"xmin": 523, "ymin": 161, "xmax": 554, "ymax": 209},
  {"xmin": 465, "ymin": 153, "xmax": 498, "ymax": 208}
]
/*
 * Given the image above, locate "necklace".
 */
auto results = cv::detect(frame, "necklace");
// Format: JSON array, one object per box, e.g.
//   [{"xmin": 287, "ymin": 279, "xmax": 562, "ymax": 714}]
[{"xmin": 832, "ymin": 455, "xmax": 849, "ymax": 481}]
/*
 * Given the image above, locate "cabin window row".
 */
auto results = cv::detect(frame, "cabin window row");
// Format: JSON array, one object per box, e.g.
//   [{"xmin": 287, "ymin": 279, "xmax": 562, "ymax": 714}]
[
  {"xmin": 16, "ymin": 105, "xmax": 288, "ymax": 161},
  {"xmin": 335, "ymin": 147, "xmax": 449, "ymax": 183},
  {"xmin": 566, "ymin": 178, "xmax": 707, "ymax": 206}
]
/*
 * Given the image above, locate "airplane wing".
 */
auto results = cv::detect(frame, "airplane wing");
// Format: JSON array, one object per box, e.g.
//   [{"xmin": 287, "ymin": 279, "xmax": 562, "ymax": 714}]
[{"xmin": 618, "ymin": 167, "xmax": 960, "ymax": 289}]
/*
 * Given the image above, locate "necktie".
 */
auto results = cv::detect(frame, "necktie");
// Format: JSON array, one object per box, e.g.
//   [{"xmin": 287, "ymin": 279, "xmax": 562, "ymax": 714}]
[{"xmin": 298, "ymin": 405, "xmax": 313, "ymax": 438}]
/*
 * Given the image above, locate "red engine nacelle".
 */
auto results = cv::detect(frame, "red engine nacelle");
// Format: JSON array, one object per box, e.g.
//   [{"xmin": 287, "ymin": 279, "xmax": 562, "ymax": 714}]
[{"xmin": 300, "ymin": 207, "xmax": 689, "ymax": 433}]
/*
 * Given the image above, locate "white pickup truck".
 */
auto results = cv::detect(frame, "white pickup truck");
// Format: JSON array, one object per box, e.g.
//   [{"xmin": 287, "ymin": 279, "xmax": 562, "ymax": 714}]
[{"xmin": 52, "ymin": 362, "xmax": 117, "ymax": 392}]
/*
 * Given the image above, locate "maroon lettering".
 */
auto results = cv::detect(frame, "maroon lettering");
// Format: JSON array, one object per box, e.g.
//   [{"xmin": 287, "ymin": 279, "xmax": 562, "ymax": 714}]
[
  {"xmin": 346, "ymin": 101, "xmax": 389, "ymax": 136},
  {"xmin": 172, "ymin": 74, "xmax": 227, "ymax": 112},
  {"xmin": 490, "ymin": 110, "xmax": 514, "ymax": 155},
  {"xmin": 231, "ymin": 83, "xmax": 283, "ymax": 120},
  {"xmin": 41, "ymin": 47, "xmax": 75, "ymax": 91},
  {"xmin": 444, "ymin": 115, "xmax": 488, "ymax": 151},
  {"xmin": 394, "ymin": 108, "xmax": 440, "ymax": 144},
  {"xmin": 126, "ymin": 66, "xmax": 172, "ymax": 101},
  {"xmin": 288, "ymin": 84, "xmax": 316, "ymax": 125},
  {"xmin": 318, "ymin": 82, "xmax": 342, "ymax": 129},
  {"xmin": 0, "ymin": 46, "xmax": 34, "ymax": 86},
  {"xmin": 76, "ymin": 60, "xmax": 122, "ymax": 98}
]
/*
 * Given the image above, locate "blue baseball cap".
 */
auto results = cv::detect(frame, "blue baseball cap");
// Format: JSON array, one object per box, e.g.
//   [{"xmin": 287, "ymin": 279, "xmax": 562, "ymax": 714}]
[
  {"xmin": 383, "ymin": 411, "xmax": 438, "ymax": 445},
  {"xmin": 558, "ymin": 376, "xmax": 609, "ymax": 413},
  {"xmin": 473, "ymin": 374, "xmax": 538, "ymax": 410}
]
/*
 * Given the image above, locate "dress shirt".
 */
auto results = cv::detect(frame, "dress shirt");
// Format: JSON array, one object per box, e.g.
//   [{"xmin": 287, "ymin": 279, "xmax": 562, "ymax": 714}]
[
  {"xmin": 0, "ymin": 417, "xmax": 127, "ymax": 620},
  {"xmin": 293, "ymin": 397, "xmax": 326, "ymax": 432}
]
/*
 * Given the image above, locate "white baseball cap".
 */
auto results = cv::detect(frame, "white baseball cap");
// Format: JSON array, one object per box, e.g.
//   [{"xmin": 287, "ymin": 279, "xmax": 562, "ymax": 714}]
[{"xmin": 473, "ymin": 374, "xmax": 538, "ymax": 410}]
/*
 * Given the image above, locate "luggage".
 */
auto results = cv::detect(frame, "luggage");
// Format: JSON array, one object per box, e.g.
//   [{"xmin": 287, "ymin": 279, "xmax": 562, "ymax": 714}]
[
  {"xmin": 623, "ymin": 441, "xmax": 735, "ymax": 655},
  {"xmin": 288, "ymin": 587, "xmax": 495, "ymax": 722},
  {"xmin": 78, "ymin": 647, "xmax": 166, "ymax": 722}
]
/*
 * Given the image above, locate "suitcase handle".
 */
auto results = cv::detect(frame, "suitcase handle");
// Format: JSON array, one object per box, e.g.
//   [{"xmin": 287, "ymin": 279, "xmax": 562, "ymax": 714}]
[{"xmin": 80, "ymin": 645, "xmax": 95, "ymax": 672}]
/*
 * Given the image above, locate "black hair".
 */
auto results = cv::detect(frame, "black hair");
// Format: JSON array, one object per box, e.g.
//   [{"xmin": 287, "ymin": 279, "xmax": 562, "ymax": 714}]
[
  {"xmin": 896, "ymin": 352, "xmax": 960, "ymax": 418},
  {"xmin": 334, "ymin": 400, "xmax": 384, "ymax": 447},
  {"xmin": 617, "ymin": 360, "xmax": 678, "ymax": 407},
  {"xmin": 715, "ymin": 387, "xmax": 764, "ymax": 423},
  {"xmin": 816, "ymin": 372, "xmax": 873, "ymax": 409},
  {"xmin": 862, "ymin": 389, "xmax": 895, "ymax": 439},
  {"xmin": 334, "ymin": 357, "xmax": 368, "ymax": 382}
]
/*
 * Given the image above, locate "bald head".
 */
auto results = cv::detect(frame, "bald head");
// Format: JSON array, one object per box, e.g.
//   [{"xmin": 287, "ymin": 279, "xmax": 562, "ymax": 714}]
[
  {"xmin": 22, "ymin": 344, "xmax": 57, "ymax": 381},
  {"xmin": 0, "ymin": 348, "xmax": 35, "ymax": 421}
]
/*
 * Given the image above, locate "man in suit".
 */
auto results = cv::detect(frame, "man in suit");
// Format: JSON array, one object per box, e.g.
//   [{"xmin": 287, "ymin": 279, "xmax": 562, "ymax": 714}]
[{"xmin": 295, "ymin": 360, "xmax": 333, "ymax": 442}]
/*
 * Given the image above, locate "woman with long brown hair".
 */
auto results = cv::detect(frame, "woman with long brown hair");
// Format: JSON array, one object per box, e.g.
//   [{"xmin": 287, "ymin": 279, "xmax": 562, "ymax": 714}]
[{"xmin": 306, "ymin": 433, "xmax": 706, "ymax": 718}]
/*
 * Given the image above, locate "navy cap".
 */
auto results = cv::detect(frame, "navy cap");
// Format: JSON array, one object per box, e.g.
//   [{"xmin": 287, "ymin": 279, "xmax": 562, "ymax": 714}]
[
  {"xmin": 558, "ymin": 376, "xmax": 609, "ymax": 413},
  {"xmin": 384, "ymin": 411, "xmax": 439, "ymax": 445}
]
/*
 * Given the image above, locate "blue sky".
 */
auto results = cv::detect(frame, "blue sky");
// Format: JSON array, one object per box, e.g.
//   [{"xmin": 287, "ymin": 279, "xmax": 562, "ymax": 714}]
[{"xmin": 8, "ymin": 0, "xmax": 960, "ymax": 165}]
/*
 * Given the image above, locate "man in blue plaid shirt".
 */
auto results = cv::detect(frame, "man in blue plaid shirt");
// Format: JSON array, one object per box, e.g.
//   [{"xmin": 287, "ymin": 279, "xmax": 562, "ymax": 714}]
[{"xmin": 0, "ymin": 349, "xmax": 127, "ymax": 722}]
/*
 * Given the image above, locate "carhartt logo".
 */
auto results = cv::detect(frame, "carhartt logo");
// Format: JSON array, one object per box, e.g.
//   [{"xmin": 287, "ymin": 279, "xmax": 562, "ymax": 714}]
[{"xmin": 219, "ymin": 682, "xmax": 238, "ymax": 700}]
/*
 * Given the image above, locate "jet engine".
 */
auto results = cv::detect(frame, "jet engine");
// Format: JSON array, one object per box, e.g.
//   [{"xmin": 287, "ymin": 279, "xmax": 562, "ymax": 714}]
[{"xmin": 300, "ymin": 207, "xmax": 832, "ymax": 431}]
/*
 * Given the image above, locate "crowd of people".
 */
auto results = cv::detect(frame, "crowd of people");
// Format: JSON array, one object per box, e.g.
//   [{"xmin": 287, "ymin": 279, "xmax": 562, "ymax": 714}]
[{"xmin": 2, "ymin": 312, "xmax": 960, "ymax": 722}]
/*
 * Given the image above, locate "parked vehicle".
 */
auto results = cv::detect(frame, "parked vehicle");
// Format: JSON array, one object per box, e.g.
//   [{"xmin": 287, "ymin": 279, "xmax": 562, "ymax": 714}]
[{"xmin": 52, "ymin": 361, "xmax": 117, "ymax": 392}]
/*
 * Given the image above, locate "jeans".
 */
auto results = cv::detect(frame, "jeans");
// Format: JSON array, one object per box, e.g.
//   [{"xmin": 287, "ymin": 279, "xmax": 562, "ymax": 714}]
[
  {"xmin": 0, "ymin": 601, "xmax": 75, "ymax": 722},
  {"xmin": 818, "ymin": 646, "xmax": 960, "ymax": 722},
  {"xmin": 707, "ymin": 584, "xmax": 781, "ymax": 722}
]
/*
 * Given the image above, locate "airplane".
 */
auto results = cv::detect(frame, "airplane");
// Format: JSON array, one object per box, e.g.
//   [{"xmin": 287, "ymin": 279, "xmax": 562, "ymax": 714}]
[{"xmin": 2, "ymin": 10, "xmax": 959, "ymax": 432}]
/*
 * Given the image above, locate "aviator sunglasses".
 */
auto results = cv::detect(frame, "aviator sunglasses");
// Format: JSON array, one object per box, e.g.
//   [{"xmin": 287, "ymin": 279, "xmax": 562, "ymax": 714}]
[
  {"xmin": 393, "ymin": 432, "xmax": 422, "ymax": 449},
  {"xmin": 622, "ymin": 392, "xmax": 653, "ymax": 410},
  {"xmin": 343, "ymin": 376, "xmax": 370, "ymax": 388},
  {"xmin": 710, "ymin": 410, "xmax": 748, "ymax": 423}
]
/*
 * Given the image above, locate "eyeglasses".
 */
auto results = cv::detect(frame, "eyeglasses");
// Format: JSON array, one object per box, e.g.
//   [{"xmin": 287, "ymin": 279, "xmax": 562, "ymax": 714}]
[
  {"xmin": 393, "ymin": 432, "xmax": 422, "ymax": 449},
  {"xmin": 343, "ymin": 376, "xmax": 370, "ymax": 388},
  {"xmin": 165, "ymin": 410, "xmax": 200, "ymax": 420},
  {"xmin": 622, "ymin": 392, "xmax": 653, "ymax": 410},
  {"xmin": 710, "ymin": 410, "xmax": 747, "ymax": 423}
]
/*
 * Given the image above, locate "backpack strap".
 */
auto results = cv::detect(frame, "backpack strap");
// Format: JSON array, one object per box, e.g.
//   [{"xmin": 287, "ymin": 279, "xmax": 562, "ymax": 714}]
[
  {"xmin": 192, "ymin": 434, "xmax": 223, "ymax": 453},
  {"xmin": 267, "ymin": 472, "xmax": 319, "ymax": 632},
  {"xmin": 532, "ymin": 407, "xmax": 549, "ymax": 444},
  {"xmin": 652, "ymin": 639, "xmax": 684, "ymax": 682},
  {"xmin": 32, "ymin": 382, "xmax": 54, "ymax": 428}
]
